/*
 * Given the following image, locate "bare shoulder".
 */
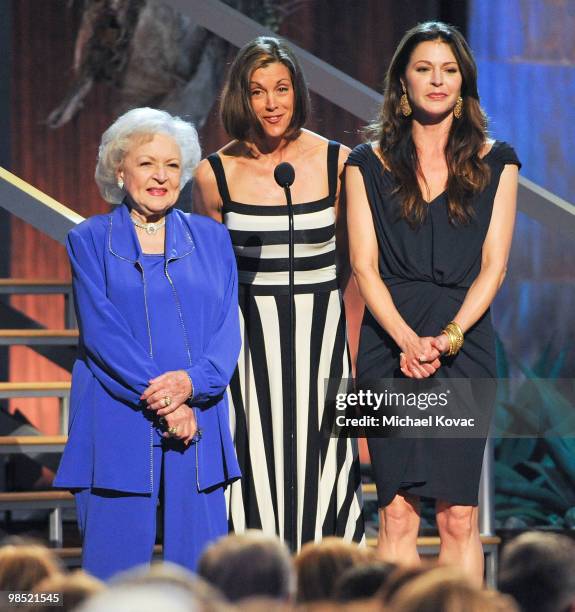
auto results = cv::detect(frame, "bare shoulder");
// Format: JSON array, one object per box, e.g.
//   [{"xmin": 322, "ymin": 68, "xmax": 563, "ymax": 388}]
[
  {"xmin": 296, "ymin": 129, "xmax": 328, "ymax": 154},
  {"xmin": 338, "ymin": 143, "xmax": 351, "ymax": 162},
  {"xmin": 194, "ymin": 157, "xmax": 217, "ymax": 187},
  {"xmin": 192, "ymin": 158, "xmax": 223, "ymax": 218},
  {"xmin": 298, "ymin": 129, "xmax": 350, "ymax": 159}
]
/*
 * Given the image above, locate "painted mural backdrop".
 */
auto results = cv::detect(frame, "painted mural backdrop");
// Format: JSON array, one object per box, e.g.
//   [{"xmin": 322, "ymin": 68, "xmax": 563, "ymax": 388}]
[{"xmin": 470, "ymin": 0, "xmax": 575, "ymax": 529}]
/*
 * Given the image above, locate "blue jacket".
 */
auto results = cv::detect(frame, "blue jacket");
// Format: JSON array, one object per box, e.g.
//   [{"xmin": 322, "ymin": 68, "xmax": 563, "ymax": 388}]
[{"xmin": 54, "ymin": 203, "xmax": 241, "ymax": 494}]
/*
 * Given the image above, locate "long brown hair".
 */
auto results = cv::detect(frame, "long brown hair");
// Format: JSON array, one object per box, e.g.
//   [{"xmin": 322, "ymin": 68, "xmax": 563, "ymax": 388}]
[
  {"xmin": 220, "ymin": 36, "xmax": 310, "ymax": 143},
  {"xmin": 368, "ymin": 21, "xmax": 490, "ymax": 226}
]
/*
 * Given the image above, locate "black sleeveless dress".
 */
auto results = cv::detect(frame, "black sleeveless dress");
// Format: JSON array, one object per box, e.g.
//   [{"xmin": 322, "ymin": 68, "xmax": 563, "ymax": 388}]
[
  {"xmin": 346, "ymin": 141, "xmax": 521, "ymax": 507},
  {"xmin": 207, "ymin": 141, "xmax": 364, "ymax": 547}
]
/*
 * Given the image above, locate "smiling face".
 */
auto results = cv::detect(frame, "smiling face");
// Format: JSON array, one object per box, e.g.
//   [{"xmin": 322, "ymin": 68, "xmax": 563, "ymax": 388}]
[
  {"xmin": 249, "ymin": 61, "xmax": 294, "ymax": 142},
  {"xmin": 118, "ymin": 133, "xmax": 182, "ymax": 219},
  {"xmin": 403, "ymin": 39, "xmax": 463, "ymax": 120}
]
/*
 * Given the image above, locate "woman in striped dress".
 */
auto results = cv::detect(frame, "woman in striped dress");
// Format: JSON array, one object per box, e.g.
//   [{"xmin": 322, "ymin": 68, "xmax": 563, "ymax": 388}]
[{"xmin": 193, "ymin": 37, "xmax": 364, "ymax": 549}]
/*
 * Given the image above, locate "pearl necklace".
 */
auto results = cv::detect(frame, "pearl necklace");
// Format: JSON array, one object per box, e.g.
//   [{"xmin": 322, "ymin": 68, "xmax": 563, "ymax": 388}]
[{"xmin": 130, "ymin": 215, "xmax": 166, "ymax": 235}]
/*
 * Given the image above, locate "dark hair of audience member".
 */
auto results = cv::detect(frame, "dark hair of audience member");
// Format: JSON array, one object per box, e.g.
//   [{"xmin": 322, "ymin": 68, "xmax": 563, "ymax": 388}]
[
  {"xmin": 386, "ymin": 566, "xmax": 518, "ymax": 612},
  {"xmin": 197, "ymin": 531, "xmax": 294, "ymax": 603},
  {"xmin": 333, "ymin": 561, "xmax": 397, "ymax": 603},
  {"xmin": 34, "ymin": 570, "xmax": 105, "ymax": 612},
  {"xmin": 377, "ymin": 564, "xmax": 434, "ymax": 604},
  {"xmin": 293, "ymin": 536, "xmax": 367, "ymax": 603},
  {"xmin": 0, "ymin": 538, "xmax": 63, "ymax": 591},
  {"xmin": 498, "ymin": 531, "xmax": 575, "ymax": 612}
]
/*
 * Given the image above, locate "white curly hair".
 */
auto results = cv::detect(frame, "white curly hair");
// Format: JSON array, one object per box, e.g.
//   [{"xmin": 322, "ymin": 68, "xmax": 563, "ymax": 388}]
[{"xmin": 95, "ymin": 107, "xmax": 201, "ymax": 203}]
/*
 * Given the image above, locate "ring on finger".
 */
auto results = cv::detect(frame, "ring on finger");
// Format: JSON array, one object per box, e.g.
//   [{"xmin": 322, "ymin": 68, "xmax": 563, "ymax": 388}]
[
  {"xmin": 168, "ymin": 426, "xmax": 178, "ymax": 435},
  {"xmin": 163, "ymin": 396, "xmax": 172, "ymax": 408}
]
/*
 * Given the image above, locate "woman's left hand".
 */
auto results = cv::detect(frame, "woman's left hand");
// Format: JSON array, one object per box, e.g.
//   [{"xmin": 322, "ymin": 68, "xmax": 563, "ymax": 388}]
[
  {"xmin": 431, "ymin": 333, "xmax": 450, "ymax": 355},
  {"xmin": 141, "ymin": 370, "xmax": 192, "ymax": 415},
  {"xmin": 162, "ymin": 404, "xmax": 198, "ymax": 445}
]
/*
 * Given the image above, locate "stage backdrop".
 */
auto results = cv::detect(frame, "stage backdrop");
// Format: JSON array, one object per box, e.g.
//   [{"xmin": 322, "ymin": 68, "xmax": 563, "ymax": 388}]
[{"xmin": 470, "ymin": 0, "xmax": 575, "ymax": 530}]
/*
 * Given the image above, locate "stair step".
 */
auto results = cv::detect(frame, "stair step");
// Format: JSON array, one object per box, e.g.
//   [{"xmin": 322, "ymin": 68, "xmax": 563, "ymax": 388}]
[
  {"xmin": 53, "ymin": 545, "xmax": 163, "ymax": 567},
  {"xmin": 0, "ymin": 381, "xmax": 70, "ymax": 398},
  {"xmin": 0, "ymin": 490, "xmax": 74, "ymax": 510},
  {"xmin": 0, "ymin": 279, "xmax": 71, "ymax": 294},
  {"xmin": 0, "ymin": 435, "xmax": 67, "ymax": 453},
  {"xmin": 367, "ymin": 535, "xmax": 501, "ymax": 548},
  {"xmin": 0, "ymin": 329, "xmax": 78, "ymax": 345}
]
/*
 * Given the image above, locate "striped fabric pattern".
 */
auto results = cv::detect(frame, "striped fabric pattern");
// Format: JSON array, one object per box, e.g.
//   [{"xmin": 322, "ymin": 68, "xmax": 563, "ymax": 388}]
[{"xmin": 208, "ymin": 142, "xmax": 364, "ymax": 549}]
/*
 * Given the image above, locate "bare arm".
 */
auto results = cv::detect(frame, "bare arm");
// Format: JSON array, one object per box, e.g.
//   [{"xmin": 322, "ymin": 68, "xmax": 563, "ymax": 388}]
[
  {"xmin": 192, "ymin": 158, "xmax": 224, "ymax": 222},
  {"xmin": 346, "ymin": 165, "xmax": 440, "ymax": 377},
  {"xmin": 432, "ymin": 164, "xmax": 519, "ymax": 352}
]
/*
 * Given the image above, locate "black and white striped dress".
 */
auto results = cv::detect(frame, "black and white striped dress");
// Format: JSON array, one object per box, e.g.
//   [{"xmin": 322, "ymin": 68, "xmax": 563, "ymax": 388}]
[{"xmin": 207, "ymin": 142, "xmax": 364, "ymax": 549}]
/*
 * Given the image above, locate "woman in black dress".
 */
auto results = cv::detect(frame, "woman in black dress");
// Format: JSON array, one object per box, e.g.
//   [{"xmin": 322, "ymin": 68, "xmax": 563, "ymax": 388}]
[{"xmin": 346, "ymin": 22, "xmax": 520, "ymax": 583}]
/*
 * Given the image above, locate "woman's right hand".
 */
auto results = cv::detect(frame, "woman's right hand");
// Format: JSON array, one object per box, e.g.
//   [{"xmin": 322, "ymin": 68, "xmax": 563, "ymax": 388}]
[{"xmin": 399, "ymin": 335, "xmax": 441, "ymax": 378}]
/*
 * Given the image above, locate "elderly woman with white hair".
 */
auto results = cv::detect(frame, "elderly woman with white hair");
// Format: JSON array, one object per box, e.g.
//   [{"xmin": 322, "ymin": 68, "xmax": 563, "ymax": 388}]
[{"xmin": 54, "ymin": 107, "xmax": 241, "ymax": 580}]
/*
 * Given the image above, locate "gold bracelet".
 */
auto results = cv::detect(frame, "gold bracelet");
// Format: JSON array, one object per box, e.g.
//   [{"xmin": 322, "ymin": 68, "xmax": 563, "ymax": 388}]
[{"xmin": 442, "ymin": 321, "xmax": 464, "ymax": 356}]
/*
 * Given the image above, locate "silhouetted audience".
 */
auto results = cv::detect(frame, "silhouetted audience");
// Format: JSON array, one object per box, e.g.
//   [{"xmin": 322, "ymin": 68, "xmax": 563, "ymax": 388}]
[
  {"xmin": 198, "ymin": 530, "xmax": 294, "ymax": 603},
  {"xmin": 1, "ymin": 528, "xmax": 574, "ymax": 611},
  {"xmin": 498, "ymin": 532, "xmax": 575, "ymax": 612}
]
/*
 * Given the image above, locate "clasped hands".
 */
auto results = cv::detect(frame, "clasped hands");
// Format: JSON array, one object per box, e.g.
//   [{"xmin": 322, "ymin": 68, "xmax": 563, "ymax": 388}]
[
  {"xmin": 140, "ymin": 370, "xmax": 198, "ymax": 444},
  {"xmin": 399, "ymin": 332, "xmax": 450, "ymax": 378}
]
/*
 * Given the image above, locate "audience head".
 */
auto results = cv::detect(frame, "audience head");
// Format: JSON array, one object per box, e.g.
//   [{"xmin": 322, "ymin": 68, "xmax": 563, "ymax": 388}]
[
  {"xmin": 34, "ymin": 570, "xmax": 104, "ymax": 612},
  {"xmin": 333, "ymin": 561, "xmax": 396, "ymax": 603},
  {"xmin": 111, "ymin": 561, "xmax": 228, "ymax": 611},
  {"xmin": 198, "ymin": 530, "xmax": 294, "ymax": 603},
  {"xmin": 378, "ymin": 564, "xmax": 435, "ymax": 604},
  {"xmin": 499, "ymin": 531, "xmax": 575, "ymax": 612},
  {"xmin": 294, "ymin": 536, "xmax": 367, "ymax": 603},
  {"xmin": 76, "ymin": 583, "xmax": 198, "ymax": 612},
  {"xmin": 386, "ymin": 566, "xmax": 517, "ymax": 612},
  {"xmin": 0, "ymin": 538, "xmax": 62, "ymax": 591}
]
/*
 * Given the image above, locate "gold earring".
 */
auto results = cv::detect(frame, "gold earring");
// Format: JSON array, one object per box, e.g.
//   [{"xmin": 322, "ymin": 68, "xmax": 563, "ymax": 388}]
[
  {"xmin": 400, "ymin": 93, "xmax": 412, "ymax": 117},
  {"xmin": 453, "ymin": 96, "xmax": 463, "ymax": 119}
]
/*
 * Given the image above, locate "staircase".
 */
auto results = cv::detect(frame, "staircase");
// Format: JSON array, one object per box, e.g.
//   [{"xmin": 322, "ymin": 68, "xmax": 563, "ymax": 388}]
[{"xmin": 0, "ymin": 279, "xmax": 75, "ymax": 550}]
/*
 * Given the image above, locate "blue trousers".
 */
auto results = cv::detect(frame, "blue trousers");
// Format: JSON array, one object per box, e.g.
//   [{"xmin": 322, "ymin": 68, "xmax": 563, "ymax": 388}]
[{"xmin": 74, "ymin": 435, "xmax": 227, "ymax": 581}]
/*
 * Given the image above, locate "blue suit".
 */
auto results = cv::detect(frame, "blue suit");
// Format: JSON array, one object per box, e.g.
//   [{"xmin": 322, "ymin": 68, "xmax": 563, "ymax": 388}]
[{"xmin": 55, "ymin": 203, "xmax": 241, "ymax": 579}]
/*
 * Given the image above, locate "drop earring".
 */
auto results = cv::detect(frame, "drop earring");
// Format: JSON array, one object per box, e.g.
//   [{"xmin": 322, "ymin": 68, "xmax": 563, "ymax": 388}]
[
  {"xmin": 117, "ymin": 178, "xmax": 124, "ymax": 190},
  {"xmin": 453, "ymin": 96, "xmax": 463, "ymax": 119},
  {"xmin": 399, "ymin": 83, "xmax": 412, "ymax": 117}
]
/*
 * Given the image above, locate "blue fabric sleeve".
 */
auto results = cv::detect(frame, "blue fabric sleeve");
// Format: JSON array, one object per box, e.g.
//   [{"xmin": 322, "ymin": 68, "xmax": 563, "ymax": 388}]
[
  {"xmin": 186, "ymin": 224, "xmax": 240, "ymax": 405},
  {"xmin": 67, "ymin": 226, "xmax": 161, "ymax": 405}
]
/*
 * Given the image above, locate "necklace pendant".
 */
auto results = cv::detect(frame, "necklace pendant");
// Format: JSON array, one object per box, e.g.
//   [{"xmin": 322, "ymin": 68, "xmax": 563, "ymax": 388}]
[{"xmin": 146, "ymin": 224, "xmax": 158, "ymax": 235}]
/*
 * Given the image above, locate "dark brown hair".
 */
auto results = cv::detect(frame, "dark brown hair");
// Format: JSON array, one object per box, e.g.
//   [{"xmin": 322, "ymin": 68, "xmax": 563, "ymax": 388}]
[
  {"xmin": 220, "ymin": 36, "xmax": 310, "ymax": 142},
  {"xmin": 197, "ymin": 531, "xmax": 293, "ymax": 602},
  {"xmin": 368, "ymin": 21, "xmax": 490, "ymax": 226},
  {"xmin": 294, "ymin": 537, "xmax": 367, "ymax": 603}
]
